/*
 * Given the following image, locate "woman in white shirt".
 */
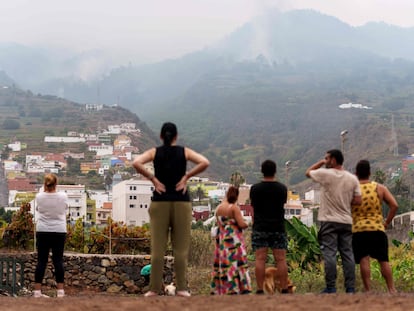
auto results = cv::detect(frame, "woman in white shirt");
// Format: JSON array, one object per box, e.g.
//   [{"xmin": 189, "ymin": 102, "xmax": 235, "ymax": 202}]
[{"xmin": 33, "ymin": 173, "xmax": 68, "ymax": 298}]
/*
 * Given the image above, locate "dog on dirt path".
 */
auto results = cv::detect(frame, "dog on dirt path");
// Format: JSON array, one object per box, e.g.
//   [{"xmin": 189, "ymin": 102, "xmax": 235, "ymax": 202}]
[
  {"xmin": 164, "ymin": 282, "xmax": 176, "ymax": 296},
  {"xmin": 263, "ymin": 267, "xmax": 296, "ymax": 294}
]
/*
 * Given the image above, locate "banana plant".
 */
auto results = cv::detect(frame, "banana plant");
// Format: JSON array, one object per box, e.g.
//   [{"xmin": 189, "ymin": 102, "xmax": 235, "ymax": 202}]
[{"xmin": 285, "ymin": 217, "xmax": 322, "ymax": 271}]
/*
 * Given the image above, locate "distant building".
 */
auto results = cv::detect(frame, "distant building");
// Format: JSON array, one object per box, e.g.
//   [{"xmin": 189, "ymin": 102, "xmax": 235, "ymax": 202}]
[
  {"xmin": 96, "ymin": 202, "xmax": 112, "ymax": 225},
  {"xmin": 62, "ymin": 151, "xmax": 85, "ymax": 160},
  {"xmin": 88, "ymin": 144, "xmax": 113, "ymax": 156},
  {"xmin": 44, "ymin": 136, "xmax": 86, "ymax": 143},
  {"xmin": 87, "ymin": 190, "xmax": 111, "ymax": 210},
  {"xmin": 7, "ymin": 141, "xmax": 21, "ymax": 152},
  {"xmin": 193, "ymin": 210, "xmax": 210, "ymax": 222},
  {"xmin": 8, "ymin": 177, "xmax": 36, "ymax": 192},
  {"xmin": 3, "ymin": 160, "xmax": 23, "ymax": 172},
  {"xmin": 97, "ymin": 134, "xmax": 112, "ymax": 144},
  {"xmin": 57, "ymin": 184, "xmax": 88, "ymax": 224},
  {"xmin": 80, "ymin": 162, "xmax": 101, "ymax": 174},
  {"xmin": 107, "ymin": 125, "xmax": 121, "ymax": 135},
  {"xmin": 112, "ymin": 179, "xmax": 153, "ymax": 226},
  {"xmin": 85, "ymin": 104, "xmax": 103, "ymax": 111},
  {"xmin": 305, "ymin": 188, "xmax": 320, "ymax": 205},
  {"xmin": 114, "ymin": 135, "xmax": 132, "ymax": 150}
]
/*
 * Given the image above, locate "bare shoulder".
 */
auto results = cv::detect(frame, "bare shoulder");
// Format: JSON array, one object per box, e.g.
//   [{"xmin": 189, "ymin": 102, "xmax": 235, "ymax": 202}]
[{"xmin": 376, "ymin": 183, "xmax": 388, "ymax": 199}]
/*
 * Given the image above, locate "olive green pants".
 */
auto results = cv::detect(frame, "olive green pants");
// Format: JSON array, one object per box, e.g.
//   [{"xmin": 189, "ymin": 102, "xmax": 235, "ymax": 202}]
[{"xmin": 148, "ymin": 201, "xmax": 192, "ymax": 292}]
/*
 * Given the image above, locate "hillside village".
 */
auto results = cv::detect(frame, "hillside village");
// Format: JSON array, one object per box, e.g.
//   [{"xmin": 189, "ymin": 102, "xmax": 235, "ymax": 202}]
[
  {"xmin": 0, "ymin": 106, "xmax": 320, "ymax": 228},
  {"xmin": 1, "ymin": 104, "xmax": 414, "ymax": 244},
  {"xmin": 1, "ymin": 100, "xmax": 414, "ymax": 232}
]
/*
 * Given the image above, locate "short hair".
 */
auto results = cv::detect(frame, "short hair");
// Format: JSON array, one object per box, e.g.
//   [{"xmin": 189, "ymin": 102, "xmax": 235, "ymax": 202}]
[
  {"xmin": 355, "ymin": 159, "xmax": 370, "ymax": 179},
  {"xmin": 226, "ymin": 186, "xmax": 239, "ymax": 204},
  {"xmin": 327, "ymin": 149, "xmax": 344, "ymax": 165},
  {"xmin": 261, "ymin": 159, "xmax": 276, "ymax": 177},
  {"xmin": 44, "ymin": 173, "xmax": 57, "ymax": 191}
]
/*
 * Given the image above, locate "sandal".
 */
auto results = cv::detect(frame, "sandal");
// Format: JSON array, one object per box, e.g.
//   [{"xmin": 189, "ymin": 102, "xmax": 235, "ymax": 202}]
[
  {"xmin": 144, "ymin": 291, "xmax": 158, "ymax": 297},
  {"xmin": 33, "ymin": 290, "xmax": 50, "ymax": 298},
  {"xmin": 177, "ymin": 290, "xmax": 191, "ymax": 297}
]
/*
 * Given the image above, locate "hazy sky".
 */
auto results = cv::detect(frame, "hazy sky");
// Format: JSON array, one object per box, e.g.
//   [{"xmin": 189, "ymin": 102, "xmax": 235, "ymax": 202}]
[{"xmin": 1, "ymin": 0, "xmax": 414, "ymax": 64}]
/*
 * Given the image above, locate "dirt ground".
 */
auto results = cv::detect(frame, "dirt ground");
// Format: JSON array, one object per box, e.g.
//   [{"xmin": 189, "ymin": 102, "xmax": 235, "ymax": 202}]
[{"xmin": 2, "ymin": 290, "xmax": 414, "ymax": 311}]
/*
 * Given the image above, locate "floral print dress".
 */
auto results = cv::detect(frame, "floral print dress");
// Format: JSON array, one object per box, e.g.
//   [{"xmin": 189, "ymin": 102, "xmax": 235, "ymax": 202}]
[{"xmin": 210, "ymin": 215, "xmax": 252, "ymax": 295}]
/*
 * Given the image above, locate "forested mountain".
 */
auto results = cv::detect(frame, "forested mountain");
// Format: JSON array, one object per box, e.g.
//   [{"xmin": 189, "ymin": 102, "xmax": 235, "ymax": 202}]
[{"xmin": 1, "ymin": 9, "xmax": 414, "ymax": 190}]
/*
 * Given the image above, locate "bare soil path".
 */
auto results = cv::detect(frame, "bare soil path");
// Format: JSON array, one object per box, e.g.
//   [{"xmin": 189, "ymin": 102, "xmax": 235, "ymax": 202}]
[{"xmin": 2, "ymin": 292, "xmax": 414, "ymax": 311}]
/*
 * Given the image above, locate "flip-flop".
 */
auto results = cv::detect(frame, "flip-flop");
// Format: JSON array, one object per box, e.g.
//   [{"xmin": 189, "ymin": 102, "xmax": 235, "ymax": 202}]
[
  {"xmin": 144, "ymin": 291, "xmax": 158, "ymax": 297},
  {"xmin": 176, "ymin": 290, "xmax": 191, "ymax": 297}
]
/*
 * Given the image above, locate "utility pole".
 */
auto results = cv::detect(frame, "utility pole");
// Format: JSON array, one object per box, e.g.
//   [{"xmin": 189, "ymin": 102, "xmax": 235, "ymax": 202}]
[
  {"xmin": 285, "ymin": 161, "xmax": 291, "ymax": 191},
  {"xmin": 340, "ymin": 130, "xmax": 348, "ymax": 154}
]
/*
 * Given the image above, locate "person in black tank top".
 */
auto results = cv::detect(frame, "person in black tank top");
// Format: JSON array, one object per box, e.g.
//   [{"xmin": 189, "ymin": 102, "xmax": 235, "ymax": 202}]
[{"xmin": 133, "ymin": 122, "xmax": 209, "ymax": 297}]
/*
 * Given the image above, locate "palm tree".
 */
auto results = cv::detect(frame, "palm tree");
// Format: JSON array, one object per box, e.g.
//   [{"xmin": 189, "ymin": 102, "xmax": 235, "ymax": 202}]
[
  {"xmin": 230, "ymin": 171, "xmax": 245, "ymax": 187},
  {"xmin": 373, "ymin": 169, "xmax": 387, "ymax": 184}
]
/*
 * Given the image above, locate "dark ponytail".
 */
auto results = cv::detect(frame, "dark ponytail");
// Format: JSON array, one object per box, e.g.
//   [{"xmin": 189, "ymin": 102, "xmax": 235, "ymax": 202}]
[{"xmin": 160, "ymin": 122, "xmax": 178, "ymax": 146}]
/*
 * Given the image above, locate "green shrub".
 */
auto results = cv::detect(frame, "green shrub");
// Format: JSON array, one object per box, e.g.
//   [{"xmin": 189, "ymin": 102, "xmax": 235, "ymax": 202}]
[
  {"xmin": 189, "ymin": 229, "xmax": 214, "ymax": 267},
  {"xmin": 3, "ymin": 203, "xmax": 34, "ymax": 249}
]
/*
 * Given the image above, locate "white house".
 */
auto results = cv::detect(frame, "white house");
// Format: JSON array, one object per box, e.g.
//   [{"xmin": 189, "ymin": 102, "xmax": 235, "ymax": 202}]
[
  {"xmin": 44, "ymin": 136, "xmax": 86, "ymax": 143},
  {"xmin": 26, "ymin": 155, "xmax": 43, "ymax": 165},
  {"xmin": 107, "ymin": 125, "xmax": 121, "ymax": 134},
  {"xmin": 305, "ymin": 189, "xmax": 320, "ymax": 204},
  {"xmin": 87, "ymin": 190, "xmax": 112, "ymax": 210},
  {"xmin": 57, "ymin": 184, "xmax": 88, "ymax": 224},
  {"xmin": 85, "ymin": 104, "xmax": 103, "ymax": 111},
  {"xmin": 7, "ymin": 141, "xmax": 21, "ymax": 152},
  {"xmin": 88, "ymin": 144, "xmax": 114, "ymax": 156},
  {"xmin": 112, "ymin": 178, "xmax": 153, "ymax": 226},
  {"xmin": 3, "ymin": 160, "xmax": 23, "ymax": 172},
  {"xmin": 26, "ymin": 163, "xmax": 45, "ymax": 174},
  {"xmin": 284, "ymin": 199, "xmax": 314, "ymax": 227}
]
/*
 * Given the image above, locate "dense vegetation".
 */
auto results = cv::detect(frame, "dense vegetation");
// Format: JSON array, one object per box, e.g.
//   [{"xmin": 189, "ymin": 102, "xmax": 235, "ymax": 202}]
[{"xmin": 2, "ymin": 204, "xmax": 414, "ymax": 294}]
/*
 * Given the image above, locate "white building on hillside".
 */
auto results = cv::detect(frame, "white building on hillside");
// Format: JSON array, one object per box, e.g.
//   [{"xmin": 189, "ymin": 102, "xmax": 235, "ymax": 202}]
[
  {"xmin": 87, "ymin": 190, "xmax": 112, "ymax": 209},
  {"xmin": 112, "ymin": 178, "xmax": 153, "ymax": 226},
  {"xmin": 305, "ymin": 189, "xmax": 320, "ymax": 205},
  {"xmin": 88, "ymin": 144, "xmax": 114, "ymax": 156},
  {"xmin": 8, "ymin": 141, "xmax": 21, "ymax": 152},
  {"xmin": 44, "ymin": 136, "xmax": 86, "ymax": 143},
  {"xmin": 57, "ymin": 184, "xmax": 88, "ymax": 223}
]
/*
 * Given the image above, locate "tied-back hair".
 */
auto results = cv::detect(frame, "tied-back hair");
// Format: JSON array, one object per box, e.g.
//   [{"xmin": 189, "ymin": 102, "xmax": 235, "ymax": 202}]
[
  {"xmin": 160, "ymin": 122, "xmax": 177, "ymax": 146},
  {"xmin": 226, "ymin": 186, "xmax": 239, "ymax": 204},
  {"xmin": 44, "ymin": 173, "xmax": 57, "ymax": 192},
  {"xmin": 355, "ymin": 159, "xmax": 371, "ymax": 179}
]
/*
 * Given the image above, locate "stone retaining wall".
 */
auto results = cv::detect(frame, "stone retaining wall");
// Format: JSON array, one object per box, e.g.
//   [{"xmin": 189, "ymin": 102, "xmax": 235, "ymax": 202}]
[{"xmin": 0, "ymin": 253, "xmax": 174, "ymax": 294}]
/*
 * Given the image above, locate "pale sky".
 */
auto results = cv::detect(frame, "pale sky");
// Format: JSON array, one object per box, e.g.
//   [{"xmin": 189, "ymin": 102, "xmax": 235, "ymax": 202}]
[{"xmin": 1, "ymin": 0, "xmax": 413, "ymax": 64}]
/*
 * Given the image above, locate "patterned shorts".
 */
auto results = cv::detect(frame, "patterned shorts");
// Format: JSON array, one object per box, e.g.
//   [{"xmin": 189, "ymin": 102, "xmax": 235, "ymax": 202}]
[{"xmin": 251, "ymin": 231, "xmax": 287, "ymax": 251}]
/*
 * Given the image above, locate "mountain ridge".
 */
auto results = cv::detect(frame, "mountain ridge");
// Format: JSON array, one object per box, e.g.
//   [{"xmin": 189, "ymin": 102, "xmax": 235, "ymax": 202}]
[{"xmin": 1, "ymin": 9, "xmax": 414, "ymax": 192}]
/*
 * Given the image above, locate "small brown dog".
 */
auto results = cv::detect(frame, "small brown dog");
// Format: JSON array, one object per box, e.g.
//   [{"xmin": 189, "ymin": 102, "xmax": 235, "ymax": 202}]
[{"xmin": 263, "ymin": 267, "xmax": 296, "ymax": 294}]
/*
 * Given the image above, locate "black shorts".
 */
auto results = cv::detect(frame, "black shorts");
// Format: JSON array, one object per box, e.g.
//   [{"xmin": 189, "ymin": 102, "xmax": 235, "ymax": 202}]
[
  {"xmin": 251, "ymin": 231, "xmax": 287, "ymax": 251},
  {"xmin": 352, "ymin": 231, "xmax": 389, "ymax": 264}
]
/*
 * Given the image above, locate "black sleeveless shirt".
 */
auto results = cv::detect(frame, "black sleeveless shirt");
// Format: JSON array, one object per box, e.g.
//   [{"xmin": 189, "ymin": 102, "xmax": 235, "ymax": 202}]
[{"xmin": 152, "ymin": 145, "xmax": 190, "ymax": 201}]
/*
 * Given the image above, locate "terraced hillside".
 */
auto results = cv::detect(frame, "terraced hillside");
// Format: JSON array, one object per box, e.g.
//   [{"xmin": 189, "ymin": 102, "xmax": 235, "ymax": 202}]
[{"xmin": 0, "ymin": 86, "xmax": 158, "ymax": 155}]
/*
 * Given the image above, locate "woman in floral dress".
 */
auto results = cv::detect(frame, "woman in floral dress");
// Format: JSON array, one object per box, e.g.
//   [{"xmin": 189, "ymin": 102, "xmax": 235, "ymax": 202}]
[{"xmin": 211, "ymin": 186, "xmax": 252, "ymax": 295}]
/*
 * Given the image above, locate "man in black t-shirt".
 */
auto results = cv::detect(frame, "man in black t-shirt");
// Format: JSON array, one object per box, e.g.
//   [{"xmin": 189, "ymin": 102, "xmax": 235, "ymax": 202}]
[{"xmin": 250, "ymin": 159, "xmax": 288, "ymax": 294}]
